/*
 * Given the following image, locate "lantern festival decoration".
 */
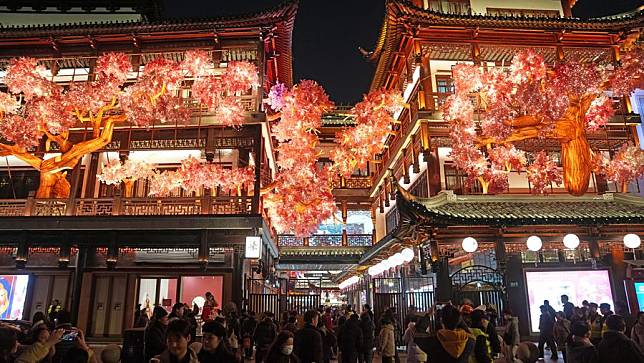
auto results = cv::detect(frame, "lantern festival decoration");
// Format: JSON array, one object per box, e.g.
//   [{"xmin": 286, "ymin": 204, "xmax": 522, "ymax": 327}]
[
  {"xmin": 0, "ymin": 51, "xmax": 258, "ymax": 198},
  {"xmin": 527, "ymin": 235, "xmax": 543, "ymax": 252},
  {"xmin": 462, "ymin": 237, "xmax": 479, "ymax": 253},
  {"xmin": 444, "ymin": 48, "xmax": 644, "ymax": 196}
]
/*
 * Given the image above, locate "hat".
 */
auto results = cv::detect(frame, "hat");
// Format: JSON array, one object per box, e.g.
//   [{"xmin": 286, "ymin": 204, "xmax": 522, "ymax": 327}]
[
  {"xmin": 474, "ymin": 305, "xmax": 487, "ymax": 311},
  {"xmin": 202, "ymin": 321, "xmax": 227, "ymax": 338},
  {"xmin": 460, "ymin": 305, "xmax": 474, "ymax": 314}
]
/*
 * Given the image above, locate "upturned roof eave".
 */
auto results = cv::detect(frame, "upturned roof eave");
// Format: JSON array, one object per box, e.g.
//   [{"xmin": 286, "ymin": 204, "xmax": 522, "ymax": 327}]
[{"xmin": 367, "ymin": 0, "xmax": 644, "ymax": 91}]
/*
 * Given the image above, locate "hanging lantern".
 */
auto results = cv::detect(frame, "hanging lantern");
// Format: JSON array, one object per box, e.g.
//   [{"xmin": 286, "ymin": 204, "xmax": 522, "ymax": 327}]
[
  {"xmin": 368, "ymin": 266, "xmax": 378, "ymax": 276},
  {"xmin": 387, "ymin": 255, "xmax": 398, "ymax": 268},
  {"xmin": 392, "ymin": 253, "xmax": 405, "ymax": 266},
  {"xmin": 462, "ymin": 237, "xmax": 478, "ymax": 253},
  {"xmin": 381, "ymin": 259, "xmax": 392, "ymax": 271},
  {"xmin": 624, "ymin": 234, "xmax": 641, "ymax": 249},
  {"xmin": 527, "ymin": 235, "xmax": 542, "ymax": 252},
  {"xmin": 401, "ymin": 248, "xmax": 415, "ymax": 262},
  {"xmin": 563, "ymin": 234, "xmax": 580, "ymax": 249}
]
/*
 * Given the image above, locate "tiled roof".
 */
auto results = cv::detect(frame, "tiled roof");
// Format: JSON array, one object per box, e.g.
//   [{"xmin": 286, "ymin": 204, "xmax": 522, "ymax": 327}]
[
  {"xmin": 0, "ymin": 1, "xmax": 296, "ymax": 34},
  {"xmin": 0, "ymin": 1, "xmax": 298, "ymax": 86},
  {"xmin": 367, "ymin": 0, "xmax": 644, "ymax": 91},
  {"xmin": 401, "ymin": 190, "xmax": 644, "ymax": 226}
]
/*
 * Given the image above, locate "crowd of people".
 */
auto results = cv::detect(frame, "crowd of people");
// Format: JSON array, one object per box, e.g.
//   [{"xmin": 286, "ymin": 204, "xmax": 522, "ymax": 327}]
[
  {"xmin": 0, "ymin": 300, "xmax": 112, "ymax": 363},
  {"xmin": 1, "ymin": 293, "xmax": 644, "ymax": 363},
  {"xmin": 532, "ymin": 295, "xmax": 644, "ymax": 363}
]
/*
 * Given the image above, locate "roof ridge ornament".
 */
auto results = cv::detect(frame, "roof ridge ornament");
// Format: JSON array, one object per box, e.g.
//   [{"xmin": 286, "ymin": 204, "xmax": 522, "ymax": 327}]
[{"xmin": 441, "ymin": 190, "xmax": 457, "ymax": 202}]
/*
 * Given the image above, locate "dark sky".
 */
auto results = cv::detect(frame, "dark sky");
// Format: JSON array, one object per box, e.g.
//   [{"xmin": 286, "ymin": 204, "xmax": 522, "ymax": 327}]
[{"xmin": 162, "ymin": 0, "xmax": 643, "ymax": 104}]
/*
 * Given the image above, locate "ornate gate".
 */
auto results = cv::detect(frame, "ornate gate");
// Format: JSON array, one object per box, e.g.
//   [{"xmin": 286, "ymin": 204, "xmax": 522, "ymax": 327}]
[
  {"xmin": 450, "ymin": 265, "xmax": 505, "ymax": 313},
  {"xmin": 373, "ymin": 276, "xmax": 434, "ymax": 343},
  {"xmin": 246, "ymin": 278, "xmax": 284, "ymax": 318},
  {"xmin": 246, "ymin": 278, "xmax": 321, "ymax": 319},
  {"xmin": 286, "ymin": 278, "xmax": 322, "ymax": 314}
]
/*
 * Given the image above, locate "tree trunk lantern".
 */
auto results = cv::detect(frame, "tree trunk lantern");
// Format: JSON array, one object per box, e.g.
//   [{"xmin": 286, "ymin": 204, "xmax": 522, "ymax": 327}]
[
  {"xmin": 0, "ymin": 51, "xmax": 259, "ymax": 199},
  {"xmin": 445, "ymin": 49, "xmax": 644, "ymax": 195}
]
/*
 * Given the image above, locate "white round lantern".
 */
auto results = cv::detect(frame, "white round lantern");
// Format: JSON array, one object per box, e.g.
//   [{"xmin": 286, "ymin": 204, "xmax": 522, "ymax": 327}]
[
  {"xmin": 624, "ymin": 234, "xmax": 641, "ymax": 249},
  {"xmin": 381, "ymin": 259, "xmax": 392, "ymax": 270},
  {"xmin": 368, "ymin": 266, "xmax": 377, "ymax": 276},
  {"xmin": 392, "ymin": 253, "xmax": 405, "ymax": 266},
  {"xmin": 387, "ymin": 255, "xmax": 398, "ymax": 267},
  {"xmin": 563, "ymin": 234, "xmax": 580, "ymax": 249},
  {"xmin": 401, "ymin": 248, "xmax": 415, "ymax": 262},
  {"xmin": 462, "ymin": 237, "xmax": 478, "ymax": 253},
  {"xmin": 527, "ymin": 235, "xmax": 543, "ymax": 252}
]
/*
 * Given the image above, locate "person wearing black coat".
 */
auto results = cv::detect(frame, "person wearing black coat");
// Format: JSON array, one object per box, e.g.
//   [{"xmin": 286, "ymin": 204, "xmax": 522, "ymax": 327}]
[
  {"xmin": 198, "ymin": 321, "xmax": 239, "ymax": 363},
  {"xmin": 597, "ymin": 315, "xmax": 644, "ymax": 363},
  {"xmin": 538, "ymin": 305, "xmax": 558, "ymax": 360},
  {"xmin": 241, "ymin": 311, "xmax": 258, "ymax": 359},
  {"xmin": 184, "ymin": 303, "xmax": 199, "ymax": 342},
  {"xmin": 318, "ymin": 319, "xmax": 335, "ymax": 363},
  {"xmin": 566, "ymin": 321, "xmax": 599, "ymax": 363},
  {"xmin": 254, "ymin": 316, "xmax": 277, "ymax": 363},
  {"xmin": 144, "ymin": 306, "xmax": 169, "ymax": 362},
  {"xmin": 338, "ymin": 314, "xmax": 363, "ymax": 363},
  {"xmin": 359, "ymin": 312, "xmax": 375, "ymax": 363},
  {"xmin": 266, "ymin": 330, "xmax": 300, "ymax": 363},
  {"xmin": 294, "ymin": 310, "xmax": 324, "ymax": 363}
]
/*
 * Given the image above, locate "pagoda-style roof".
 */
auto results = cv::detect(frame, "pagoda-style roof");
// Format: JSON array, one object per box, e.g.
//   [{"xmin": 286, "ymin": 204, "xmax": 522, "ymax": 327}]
[
  {"xmin": 397, "ymin": 189, "xmax": 644, "ymax": 227},
  {"xmin": 367, "ymin": 0, "xmax": 644, "ymax": 91},
  {"xmin": 355, "ymin": 187, "xmax": 644, "ymax": 266},
  {"xmin": 1, "ymin": 0, "xmax": 161, "ymax": 18},
  {"xmin": 0, "ymin": 0, "xmax": 298, "ymax": 86}
]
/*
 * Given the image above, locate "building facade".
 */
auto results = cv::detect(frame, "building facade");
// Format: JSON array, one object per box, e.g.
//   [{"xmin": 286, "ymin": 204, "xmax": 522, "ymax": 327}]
[
  {"xmin": 338, "ymin": 0, "xmax": 644, "ymax": 337},
  {"xmin": 0, "ymin": 2, "xmax": 297, "ymax": 337}
]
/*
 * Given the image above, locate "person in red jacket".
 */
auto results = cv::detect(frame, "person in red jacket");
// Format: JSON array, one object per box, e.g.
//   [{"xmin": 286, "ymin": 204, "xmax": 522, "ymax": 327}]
[{"xmin": 201, "ymin": 292, "xmax": 219, "ymax": 322}]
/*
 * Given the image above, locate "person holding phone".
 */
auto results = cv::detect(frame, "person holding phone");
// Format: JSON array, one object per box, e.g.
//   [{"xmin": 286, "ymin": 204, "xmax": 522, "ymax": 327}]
[
  {"xmin": 50, "ymin": 327, "xmax": 96, "ymax": 363},
  {"xmin": 59, "ymin": 329, "xmax": 97, "ymax": 363},
  {"xmin": 29, "ymin": 324, "xmax": 56, "ymax": 362},
  {"xmin": 14, "ymin": 327, "xmax": 64, "ymax": 363}
]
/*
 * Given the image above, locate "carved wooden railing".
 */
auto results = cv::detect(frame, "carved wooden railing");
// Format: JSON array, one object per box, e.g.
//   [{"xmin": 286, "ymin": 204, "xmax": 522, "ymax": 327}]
[
  {"xmin": 331, "ymin": 176, "xmax": 373, "ymax": 189},
  {"xmin": 0, "ymin": 194, "xmax": 253, "ymax": 217},
  {"xmin": 277, "ymin": 234, "xmax": 374, "ymax": 247}
]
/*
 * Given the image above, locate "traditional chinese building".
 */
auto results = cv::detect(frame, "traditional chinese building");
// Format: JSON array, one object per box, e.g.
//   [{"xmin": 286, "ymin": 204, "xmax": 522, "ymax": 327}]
[
  {"xmin": 337, "ymin": 0, "xmax": 644, "ymax": 337},
  {"xmin": 0, "ymin": 1, "xmax": 298, "ymax": 337}
]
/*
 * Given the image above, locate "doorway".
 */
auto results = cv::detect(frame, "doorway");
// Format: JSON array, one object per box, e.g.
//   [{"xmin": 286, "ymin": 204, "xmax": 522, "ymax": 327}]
[{"xmin": 90, "ymin": 275, "xmax": 127, "ymax": 337}]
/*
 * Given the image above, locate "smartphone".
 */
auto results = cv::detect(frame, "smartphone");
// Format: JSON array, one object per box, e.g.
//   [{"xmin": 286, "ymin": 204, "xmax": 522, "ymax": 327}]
[{"xmin": 62, "ymin": 330, "xmax": 78, "ymax": 341}]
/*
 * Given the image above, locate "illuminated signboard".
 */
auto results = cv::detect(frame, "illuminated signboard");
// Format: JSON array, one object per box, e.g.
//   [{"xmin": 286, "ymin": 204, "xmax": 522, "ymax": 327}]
[{"xmin": 245, "ymin": 236, "xmax": 262, "ymax": 259}]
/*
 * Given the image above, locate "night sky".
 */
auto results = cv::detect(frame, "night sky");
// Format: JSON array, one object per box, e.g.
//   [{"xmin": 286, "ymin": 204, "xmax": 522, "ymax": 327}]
[{"xmin": 162, "ymin": 0, "xmax": 643, "ymax": 104}]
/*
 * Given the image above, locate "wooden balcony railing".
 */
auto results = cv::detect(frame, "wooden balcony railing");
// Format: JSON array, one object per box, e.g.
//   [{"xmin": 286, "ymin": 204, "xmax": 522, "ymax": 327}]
[
  {"xmin": 331, "ymin": 176, "xmax": 373, "ymax": 189},
  {"xmin": 277, "ymin": 234, "xmax": 373, "ymax": 247},
  {"xmin": 0, "ymin": 194, "xmax": 254, "ymax": 217}
]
